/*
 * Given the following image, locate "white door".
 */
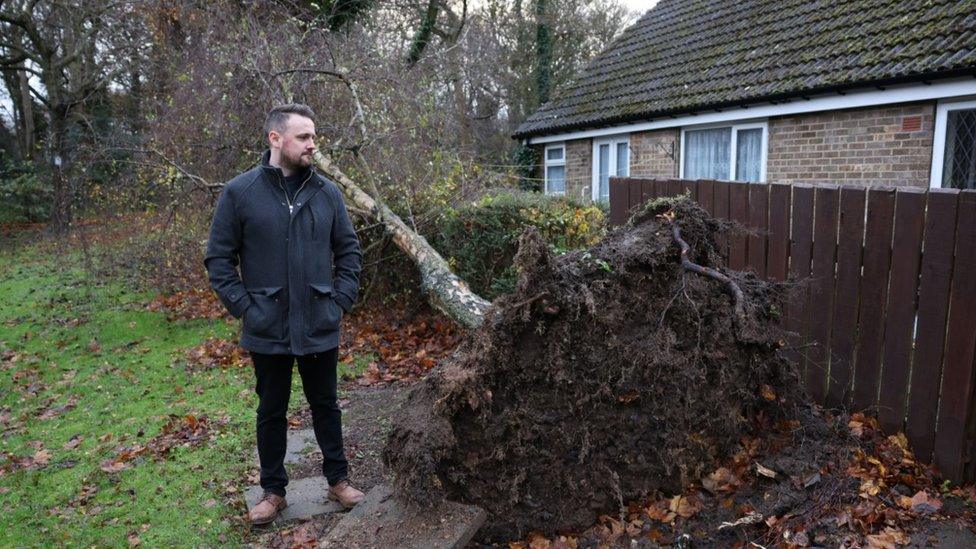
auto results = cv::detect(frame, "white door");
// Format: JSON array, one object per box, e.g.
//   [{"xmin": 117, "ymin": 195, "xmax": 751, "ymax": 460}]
[{"xmin": 592, "ymin": 136, "xmax": 629, "ymax": 202}]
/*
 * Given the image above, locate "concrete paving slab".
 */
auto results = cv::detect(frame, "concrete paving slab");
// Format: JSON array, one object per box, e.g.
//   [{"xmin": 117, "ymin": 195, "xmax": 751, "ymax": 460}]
[
  {"xmin": 252, "ymin": 428, "xmax": 319, "ymax": 465},
  {"xmin": 319, "ymin": 484, "xmax": 487, "ymax": 549},
  {"xmin": 245, "ymin": 476, "xmax": 344, "ymax": 525}
]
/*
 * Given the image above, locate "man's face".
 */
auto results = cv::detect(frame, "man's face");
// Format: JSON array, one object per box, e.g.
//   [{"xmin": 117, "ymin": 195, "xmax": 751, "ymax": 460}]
[{"xmin": 269, "ymin": 114, "xmax": 317, "ymax": 171}]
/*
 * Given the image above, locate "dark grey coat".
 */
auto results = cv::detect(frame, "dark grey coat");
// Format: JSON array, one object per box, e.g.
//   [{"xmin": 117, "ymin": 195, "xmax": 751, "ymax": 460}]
[{"xmin": 204, "ymin": 150, "xmax": 362, "ymax": 355}]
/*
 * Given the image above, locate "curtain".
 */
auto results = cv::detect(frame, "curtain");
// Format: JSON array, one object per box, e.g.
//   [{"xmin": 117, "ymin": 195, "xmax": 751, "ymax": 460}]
[
  {"xmin": 598, "ymin": 143, "xmax": 610, "ymax": 200},
  {"xmin": 736, "ymin": 128, "xmax": 763, "ymax": 182},
  {"xmin": 684, "ymin": 128, "xmax": 731, "ymax": 179},
  {"xmin": 546, "ymin": 165, "xmax": 565, "ymax": 194}
]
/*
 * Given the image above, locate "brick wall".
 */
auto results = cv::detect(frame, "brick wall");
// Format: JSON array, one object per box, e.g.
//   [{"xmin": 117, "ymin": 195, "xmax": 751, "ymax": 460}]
[
  {"xmin": 630, "ymin": 128, "xmax": 680, "ymax": 178},
  {"xmin": 767, "ymin": 103, "xmax": 934, "ymax": 187}
]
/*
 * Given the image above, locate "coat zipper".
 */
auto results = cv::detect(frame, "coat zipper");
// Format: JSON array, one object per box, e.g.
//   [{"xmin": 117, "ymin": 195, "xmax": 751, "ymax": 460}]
[{"xmin": 277, "ymin": 171, "xmax": 313, "ymax": 216}]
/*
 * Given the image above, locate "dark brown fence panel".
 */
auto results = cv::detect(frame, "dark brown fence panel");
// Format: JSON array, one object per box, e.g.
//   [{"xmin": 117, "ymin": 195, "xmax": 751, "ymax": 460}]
[
  {"xmin": 767, "ymin": 184, "xmax": 791, "ymax": 283},
  {"xmin": 747, "ymin": 184, "xmax": 769, "ymax": 278},
  {"xmin": 729, "ymin": 182, "xmax": 750, "ymax": 271},
  {"xmin": 934, "ymin": 190, "xmax": 976, "ymax": 480},
  {"xmin": 641, "ymin": 179, "xmax": 655, "ymax": 206},
  {"xmin": 907, "ymin": 189, "xmax": 960, "ymax": 462},
  {"xmin": 853, "ymin": 188, "xmax": 895, "ymax": 412},
  {"xmin": 668, "ymin": 179, "xmax": 684, "ymax": 198},
  {"xmin": 609, "ymin": 179, "xmax": 630, "ymax": 226},
  {"xmin": 786, "ymin": 185, "xmax": 815, "ymax": 373},
  {"xmin": 806, "ymin": 185, "xmax": 840, "ymax": 404},
  {"xmin": 629, "ymin": 178, "xmax": 645, "ymax": 221},
  {"xmin": 713, "ymin": 181, "xmax": 731, "ymax": 260},
  {"xmin": 698, "ymin": 180, "xmax": 715, "ymax": 218},
  {"xmin": 827, "ymin": 186, "xmax": 867, "ymax": 408},
  {"xmin": 878, "ymin": 188, "xmax": 926, "ymax": 433},
  {"xmin": 655, "ymin": 179, "xmax": 670, "ymax": 200}
]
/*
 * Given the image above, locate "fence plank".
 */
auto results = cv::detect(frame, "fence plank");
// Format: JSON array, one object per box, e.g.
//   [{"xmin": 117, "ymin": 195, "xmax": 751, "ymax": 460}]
[
  {"xmin": 641, "ymin": 180, "xmax": 655, "ymax": 211},
  {"xmin": 698, "ymin": 180, "xmax": 715, "ymax": 217},
  {"xmin": 729, "ymin": 182, "xmax": 750, "ymax": 271},
  {"xmin": 655, "ymin": 179, "xmax": 669, "ymax": 200},
  {"xmin": 609, "ymin": 179, "xmax": 629, "ymax": 226},
  {"xmin": 668, "ymin": 178, "xmax": 684, "ymax": 198},
  {"xmin": 907, "ymin": 189, "xmax": 960, "ymax": 462},
  {"xmin": 878, "ymin": 188, "xmax": 926, "ymax": 434},
  {"xmin": 682, "ymin": 179, "xmax": 698, "ymax": 201},
  {"xmin": 747, "ymin": 184, "xmax": 769, "ymax": 278},
  {"xmin": 713, "ymin": 181, "xmax": 731, "ymax": 261},
  {"xmin": 767, "ymin": 184, "xmax": 791, "ymax": 282},
  {"xmin": 826, "ymin": 187, "xmax": 866, "ymax": 408},
  {"xmin": 628, "ymin": 178, "xmax": 644, "ymax": 223},
  {"xmin": 853, "ymin": 188, "xmax": 895, "ymax": 412},
  {"xmin": 934, "ymin": 190, "xmax": 976, "ymax": 481},
  {"xmin": 785, "ymin": 185, "xmax": 815, "ymax": 374},
  {"xmin": 806, "ymin": 185, "xmax": 839, "ymax": 404}
]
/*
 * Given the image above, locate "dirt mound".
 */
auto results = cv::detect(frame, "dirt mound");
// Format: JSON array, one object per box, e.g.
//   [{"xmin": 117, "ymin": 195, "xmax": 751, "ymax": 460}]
[{"xmin": 382, "ymin": 198, "xmax": 804, "ymax": 541}]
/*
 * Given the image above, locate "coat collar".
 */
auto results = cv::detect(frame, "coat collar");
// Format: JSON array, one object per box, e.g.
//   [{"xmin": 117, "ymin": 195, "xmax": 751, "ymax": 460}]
[{"xmin": 259, "ymin": 149, "xmax": 320, "ymax": 186}]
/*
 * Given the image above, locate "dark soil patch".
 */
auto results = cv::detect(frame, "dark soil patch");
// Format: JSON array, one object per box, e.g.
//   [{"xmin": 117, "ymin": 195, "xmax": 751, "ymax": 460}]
[{"xmin": 384, "ymin": 198, "xmax": 805, "ymax": 541}]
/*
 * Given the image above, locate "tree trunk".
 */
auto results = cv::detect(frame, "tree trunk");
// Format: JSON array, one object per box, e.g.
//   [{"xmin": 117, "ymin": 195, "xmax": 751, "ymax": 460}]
[
  {"xmin": 313, "ymin": 152, "xmax": 490, "ymax": 329},
  {"xmin": 49, "ymin": 110, "xmax": 71, "ymax": 232}
]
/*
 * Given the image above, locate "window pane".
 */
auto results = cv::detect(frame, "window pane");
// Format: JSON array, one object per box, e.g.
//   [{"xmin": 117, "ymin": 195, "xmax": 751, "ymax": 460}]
[
  {"xmin": 598, "ymin": 144, "xmax": 610, "ymax": 201},
  {"xmin": 547, "ymin": 147, "xmax": 564, "ymax": 162},
  {"xmin": 546, "ymin": 165, "xmax": 565, "ymax": 194},
  {"xmin": 616, "ymin": 142, "xmax": 629, "ymax": 177},
  {"xmin": 735, "ymin": 128, "xmax": 763, "ymax": 182},
  {"xmin": 943, "ymin": 108, "xmax": 976, "ymax": 189},
  {"xmin": 684, "ymin": 128, "xmax": 731, "ymax": 179}
]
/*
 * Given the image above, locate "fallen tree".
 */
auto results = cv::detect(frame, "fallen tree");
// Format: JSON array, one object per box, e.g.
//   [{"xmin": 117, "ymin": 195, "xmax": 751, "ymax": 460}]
[
  {"xmin": 313, "ymin": 152, "xmax": 490, "ymax": 329},
  {"xmin": 382, "ymin": 198, "xmax": 804, "ymax": 541}
]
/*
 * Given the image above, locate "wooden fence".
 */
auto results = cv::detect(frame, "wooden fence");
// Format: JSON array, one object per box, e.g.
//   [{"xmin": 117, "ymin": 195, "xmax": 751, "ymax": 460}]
[{"xmin": 609, "ymin": 177, "xmax": 976, "ymax": 483}]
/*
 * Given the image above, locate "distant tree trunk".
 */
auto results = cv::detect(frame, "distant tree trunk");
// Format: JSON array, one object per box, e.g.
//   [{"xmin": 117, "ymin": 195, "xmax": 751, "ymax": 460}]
[
  {"xmin": 534, "ymin": 0, "xmax": 552, "ymax": 105},
  {"xmin": 446, "ymin": 34, "xmax": 470, "ymax": 152},
  {"xmin": 48, "ymin": 108, "xmax": 72, "ymax": 231},
  {"xmin": 313, "ymin": 151, "xmax": 490, "ymax": 329},
  {"xmin": 407, "ymin": 0, "xmax": 440, "ymax": 67}
]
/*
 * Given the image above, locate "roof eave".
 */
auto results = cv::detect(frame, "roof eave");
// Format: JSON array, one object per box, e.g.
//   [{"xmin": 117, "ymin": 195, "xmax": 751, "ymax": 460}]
[{"xmin": 511, "ymin": 67, "xmax": 976, "ymax": 141}]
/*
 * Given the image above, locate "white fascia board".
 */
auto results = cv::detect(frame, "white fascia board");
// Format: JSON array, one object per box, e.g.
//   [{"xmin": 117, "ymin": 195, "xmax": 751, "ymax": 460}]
[{"xmin": 525, "ymin": 78, "xmax": 976, "ymax": 145}]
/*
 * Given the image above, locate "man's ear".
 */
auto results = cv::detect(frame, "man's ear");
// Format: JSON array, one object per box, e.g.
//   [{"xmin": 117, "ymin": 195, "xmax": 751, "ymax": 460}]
[{"xmin": 268, "ymin": 130, "xmax": 281, "ymax": 149}]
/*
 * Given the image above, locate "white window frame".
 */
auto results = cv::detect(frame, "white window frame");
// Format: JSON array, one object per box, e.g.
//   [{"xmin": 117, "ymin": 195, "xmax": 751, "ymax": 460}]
[
  {"xmin": 544, "ymin": 142, "xmax": 566, "ymax": 195},
  {"xmin": 591, "ymin": 134, "xmax": 630, "ymax": 202},
  {"xmin": 930, "ymin": 96, "xmax": 976, "ymax": 189},
  {"xmin": 679, "ymin": 121, "xmax": 768, "ymax": 182}
]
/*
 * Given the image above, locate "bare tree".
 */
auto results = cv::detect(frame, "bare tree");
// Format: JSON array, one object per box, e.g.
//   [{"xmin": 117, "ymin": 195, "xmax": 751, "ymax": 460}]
[{"xmin": 0, "ymin": 0, "xmax": 146, "ymax": 230}]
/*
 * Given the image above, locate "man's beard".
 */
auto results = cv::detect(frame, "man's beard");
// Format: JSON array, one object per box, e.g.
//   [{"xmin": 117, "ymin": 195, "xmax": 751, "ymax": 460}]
[{"xmin": 281, "ymin": 151, "xmax": 311, "ymax": 171}]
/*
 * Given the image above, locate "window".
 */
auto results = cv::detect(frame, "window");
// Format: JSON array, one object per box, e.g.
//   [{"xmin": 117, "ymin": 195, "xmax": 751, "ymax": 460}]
[
  {"xmin": 680, "ymin": 122, "xmax": 767, "ymax": 182},
  {"xmin": 592, "ymin": 135, "xmax": 629, "ymax": 202},
  {"xmin": 931, "ymin": 99, "xmax": 976, "ymax": 189},
  {"xmin": 544, "ymin": 144, "xmax": 566, "ymax": 195}
]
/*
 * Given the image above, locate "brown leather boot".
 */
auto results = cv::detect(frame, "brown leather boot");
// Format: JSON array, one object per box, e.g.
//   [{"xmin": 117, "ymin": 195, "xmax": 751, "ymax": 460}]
[
  {"xmin": 247, "ymin": 492, "xmax": 287, "ymax": 525},
  {"xmin": 327, "ymin": 479, "xmax": 365, "ymax": 509}
]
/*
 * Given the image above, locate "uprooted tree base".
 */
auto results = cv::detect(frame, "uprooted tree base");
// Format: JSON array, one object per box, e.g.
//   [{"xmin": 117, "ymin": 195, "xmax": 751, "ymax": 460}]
[{"xmin": 383, "ymin": 198, "xmax": 806, "ymax": 541}]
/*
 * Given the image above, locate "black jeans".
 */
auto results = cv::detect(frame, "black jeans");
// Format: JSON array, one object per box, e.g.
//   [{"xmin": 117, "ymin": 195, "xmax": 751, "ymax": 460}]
[{"xmin": 251, "ymin": 348, "xmax": 348, "ymax": 496}]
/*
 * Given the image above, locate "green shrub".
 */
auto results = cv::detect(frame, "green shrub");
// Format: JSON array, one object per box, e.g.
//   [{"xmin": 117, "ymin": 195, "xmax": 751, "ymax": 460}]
[
  {"xmin": 0, "ymin": 160, "xmax": 49, "ymax": 222},
  {"xmin": 434, "ymin": 190, "xmax": 606, "ymax": 299}
]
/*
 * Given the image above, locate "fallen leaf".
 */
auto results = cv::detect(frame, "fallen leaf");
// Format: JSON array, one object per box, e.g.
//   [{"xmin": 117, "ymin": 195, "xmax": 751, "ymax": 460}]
[
  {"xmin": 702, "ymin": 467, "xmax": 740, "ymax": 493},
  {"xmin": 760, "ymin": 384, "xmax": 777, "ymax": 401},
  {"xmin": 63, "ymin": 436, "xmax": 83, "ymax": 450},
  {"xmin": 669, "ymin": 495, "xmax": 702, "ymax": 519},
  {"xmin": 32, "ymin": 449, "xmax": 51, "ymax": 467},
  {"xmin": 908, "ymin": 490, "xmax": 942, "ymax": 514},
  {"xmin": 100, "ymin": 459, "xmax": 129, "ymax": 473}
]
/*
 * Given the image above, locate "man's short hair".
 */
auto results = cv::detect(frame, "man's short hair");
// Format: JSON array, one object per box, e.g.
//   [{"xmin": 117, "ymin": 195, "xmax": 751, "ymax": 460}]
[{"xmin": 264, "ymin": 103, "xmax": 316, "ymax": 135}]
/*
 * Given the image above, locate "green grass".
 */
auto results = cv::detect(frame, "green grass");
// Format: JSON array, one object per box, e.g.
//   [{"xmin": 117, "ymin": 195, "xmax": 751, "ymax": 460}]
[{"xmin": 0, "ymin": 239, "xmax": 367, "ymax": 546}]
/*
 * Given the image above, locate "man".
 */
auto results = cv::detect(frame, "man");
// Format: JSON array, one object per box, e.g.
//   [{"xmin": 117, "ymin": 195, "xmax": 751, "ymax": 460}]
[{"xmin": 205, "ymin": 103, "xmax": 365, "ymax": 525}]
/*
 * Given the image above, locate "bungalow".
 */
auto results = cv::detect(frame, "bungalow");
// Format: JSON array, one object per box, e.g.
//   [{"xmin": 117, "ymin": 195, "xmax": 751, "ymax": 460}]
[{"xmin": 513, "ymin": 0, "xmax": 976, "ymax": 201}]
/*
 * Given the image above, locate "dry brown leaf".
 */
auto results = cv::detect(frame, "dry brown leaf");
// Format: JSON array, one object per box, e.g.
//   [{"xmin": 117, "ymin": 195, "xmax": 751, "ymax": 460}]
[
  {"xmin": 908, "ymin": 490, "xmax": 942, "ymax": 514},
  {"xmin": 670, "ymin": 495, "xmax": 702, "ymax": 519},
  {"xmin": 32, "ymin": 449, "xmax": 51, "ymax": 467},
  {"xmin": 755, "ymin": 463, "xmax": 778, "ymax": 479},
  {"xmin": 760, "ymin": 384, "xmax": 777, "ymax": 401},
  {"xmin": 702, "ymin": 467, "xmax": 740, "ymax": 493}
]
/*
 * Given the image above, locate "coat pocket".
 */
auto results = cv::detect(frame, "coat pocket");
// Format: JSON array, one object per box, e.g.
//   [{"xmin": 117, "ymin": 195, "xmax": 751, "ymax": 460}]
[
  {"xmin": 308, "ymin": 282, "xmax": 341, "ymax": 338},
  {"xmin": 243, "ymin": 286, "xmax": 285, "ymax": 340}
]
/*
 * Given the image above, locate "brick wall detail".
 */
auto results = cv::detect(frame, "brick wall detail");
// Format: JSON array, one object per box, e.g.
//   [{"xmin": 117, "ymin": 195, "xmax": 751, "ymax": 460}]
[
  {"xmin": 630, "ymin": 128, "xmax": 680, "ymax": 178},
  {"xmin": 766, "ymin": 103, "xmax": 934, "ymax": 187}
]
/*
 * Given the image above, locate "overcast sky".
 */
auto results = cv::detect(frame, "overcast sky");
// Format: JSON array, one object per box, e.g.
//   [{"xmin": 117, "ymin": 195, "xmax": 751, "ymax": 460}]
[{"xmin": 624, "ymin": 0, "xmax": 659, "ymax": 15}]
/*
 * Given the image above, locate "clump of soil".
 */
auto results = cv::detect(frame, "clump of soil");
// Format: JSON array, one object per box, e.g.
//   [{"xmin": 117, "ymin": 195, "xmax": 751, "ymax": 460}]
[{"xmin": 383, "ymin": 198, "xmax": 804, "ymax": 541}]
